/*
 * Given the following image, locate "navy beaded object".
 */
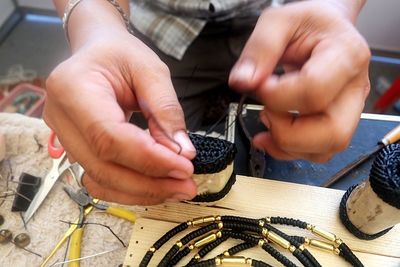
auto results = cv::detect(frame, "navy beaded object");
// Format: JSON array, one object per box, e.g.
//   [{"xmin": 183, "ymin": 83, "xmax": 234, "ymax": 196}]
[{"xmin": 188, "ymin": 133, "xmax": 237, "ymax": 203}]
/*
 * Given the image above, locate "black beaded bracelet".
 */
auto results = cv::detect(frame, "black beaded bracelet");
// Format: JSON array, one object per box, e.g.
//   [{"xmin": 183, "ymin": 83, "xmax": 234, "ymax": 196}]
[{"xmin": 138, "ymin": 215, "xmax": 364, "ymax": 267}]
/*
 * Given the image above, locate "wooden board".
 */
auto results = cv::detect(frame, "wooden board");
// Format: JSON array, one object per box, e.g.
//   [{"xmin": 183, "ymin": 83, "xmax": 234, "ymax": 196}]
[{"xmin": 123, "ymin": 176, "xmax": 400, "ymax": 266}]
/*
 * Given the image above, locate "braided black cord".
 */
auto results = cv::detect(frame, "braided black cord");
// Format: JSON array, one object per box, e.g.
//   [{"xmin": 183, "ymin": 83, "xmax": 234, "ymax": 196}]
[
  {"xmin": 339, "ymin": 185, "xmax": 391, "ymax": 240},
  {"xmin": 339, "ymin": 243, "xmax": 364, "ymax": 267},
  {"xmin": 261, "ymin": 243, "xmax": 298, "ymax": 267},
  {"xmin": 270, "ymin": 217, "xmax": 308, "ymax": 229}
]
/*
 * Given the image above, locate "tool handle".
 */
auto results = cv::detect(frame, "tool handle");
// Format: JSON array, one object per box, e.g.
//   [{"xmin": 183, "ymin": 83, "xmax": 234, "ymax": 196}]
[
  {"xmin": 106, "ymin": 207, "xmax": 136, "ymax": 223},
  {"xmin": 380, "ymin": 124, "xmax": 400, "ymax": 145},
  {"xmin": 69, "ymin": 228, "xmax": 83, "ymax": 267}
]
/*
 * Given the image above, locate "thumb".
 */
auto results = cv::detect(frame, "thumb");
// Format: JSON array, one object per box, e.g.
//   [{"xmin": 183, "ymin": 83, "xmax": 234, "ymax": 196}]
[
  {"xmin": 134, "ymin": 64, "xmax": 196, "ymax": 160},
  {"xmin": 229, "ymin": 7, "xmax": 298, "ymax": 91}
]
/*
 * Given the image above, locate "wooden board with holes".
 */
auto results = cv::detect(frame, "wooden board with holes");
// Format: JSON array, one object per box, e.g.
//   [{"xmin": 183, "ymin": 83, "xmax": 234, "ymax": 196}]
[{"xmin": 123, "ymin": 176, "xmax": 400, "ymax": 266}]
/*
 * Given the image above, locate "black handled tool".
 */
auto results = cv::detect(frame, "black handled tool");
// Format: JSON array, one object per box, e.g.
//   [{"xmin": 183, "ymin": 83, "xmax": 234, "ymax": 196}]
[{"xmin": 321, "ymin": 124, "xmax": 400, "ymax": 188}]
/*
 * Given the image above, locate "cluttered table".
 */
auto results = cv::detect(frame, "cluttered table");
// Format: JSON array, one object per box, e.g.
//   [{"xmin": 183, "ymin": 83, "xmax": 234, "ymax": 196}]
[{"xmin": 1, "ymin": 112, "xmax": 400, "ymax": 266}]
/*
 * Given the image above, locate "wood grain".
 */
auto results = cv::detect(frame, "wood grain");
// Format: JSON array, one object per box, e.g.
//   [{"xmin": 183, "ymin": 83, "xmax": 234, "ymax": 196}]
[{"xmin": 123, "ymin": 176, "xmax": 400, "ymax": 266}]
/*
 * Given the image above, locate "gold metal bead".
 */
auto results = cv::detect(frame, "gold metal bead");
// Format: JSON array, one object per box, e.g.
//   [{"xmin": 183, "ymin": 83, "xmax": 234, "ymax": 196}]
[
  {"xmin": 218, "ymin": 222, "xmax": 224, "ymax": 229},
  {"xmin": 215, "ymin": 215, "xmax": 222, "ymax": 221},
  {"xmin": 335, "ymin": 238, "xmax": 343, "ymax": 247},
  {"xmin": 192, "ymin": 216, "xmax": 217, "ymax": 226},
  {"xmin": 309, "ymin": 239, "xmax": 335, "ymax": 252},
  {"xmin": 334, "ymin": 248, "xmax": 340, "ymax": 255},
  {"xmin": 267, "ymin": 232, "xmax": 291, "ymax": 249},
  {"xmin": 149, "ymin": 247, "xmax": 156, "ymax": 253},
  {"xmin": 258, "ymin": 239, "xmax": 265, "ymax": 247},
  {"xmin": 306, "ymin": 224, "xmax": 313, "ymax": 231},
  {"xmin": 299, "ymin": 245, "xmax": 305, "ymax": 251},
  {"xmin": 289, "ymin": 245, "xmax": 296, "ymax": 253},
  {"xmin": 215, "ymin": 257, "xmax": 222, "ymax": 265},
  {"xmin": 176, "ymin": 241, "xmax": 183, "ymax": 248},
  {"xmin": 310, "ymin": 226, "xmax": 336, "ymax": 242},
  {"xmin": 245, "ymin": 258, "xmax": 253, "ymax": 265},
  {"xmin": 216, "ymin": 231, "xmax": 222, "ymax": 238},
  {"xmin": 265, "ymin": 217, "xmax": 271, "ymax": 223},
  {"xmin": 262, "ymin": 228, "xmax": 269, "ymax": 237},
  {"xmin": 220, "ymin": 256, "xmax": 247, "ymax": 265},
  {"xmin": 186, "ymin": 220, "xmax": 193, "ymax": 226},
  {"xmin": 194, "ymin": 254, "xmax": 201, "ymax": 260},
  {"xmin": 188, "ymin": 244, "xmax": 195, "ymax": 250},
  {"xmin": 258, "ymin": 220, "xmax": 265, "ymax": 227},
  {"xmin": 304, "ymin": 237, "xmax": 311, "ymax": 245},
  {"xmin": 194, "ymin": 233, "xmax": 217, "ymax": 248},
  {"xmin": 223, "ymin": 251, "xmax": 230, "ymax": 256}
]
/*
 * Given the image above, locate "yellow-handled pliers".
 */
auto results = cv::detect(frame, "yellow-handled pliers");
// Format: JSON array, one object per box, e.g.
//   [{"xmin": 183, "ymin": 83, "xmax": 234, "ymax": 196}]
[{"xmin": 63, "ymin": 187, "xmax": 136, "ymax": 267}]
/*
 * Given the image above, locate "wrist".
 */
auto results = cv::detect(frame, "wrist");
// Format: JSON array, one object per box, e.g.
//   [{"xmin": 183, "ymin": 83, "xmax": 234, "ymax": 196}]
[{"xmin": 55, "ymin": 0, "xmax": 130, "ymax": 52}]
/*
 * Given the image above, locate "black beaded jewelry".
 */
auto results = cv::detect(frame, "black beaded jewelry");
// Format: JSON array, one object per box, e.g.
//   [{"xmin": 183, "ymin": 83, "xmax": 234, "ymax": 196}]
[
  {"xmin": 138, "ymin": 215, "xmax": 364, "ymax": 267},
  {"xmin": 188, "ymin": 133, "xmax": 237, "ymax": 203}
]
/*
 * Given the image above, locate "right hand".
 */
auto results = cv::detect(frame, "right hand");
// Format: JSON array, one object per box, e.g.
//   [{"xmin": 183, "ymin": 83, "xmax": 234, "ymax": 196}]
[{"xmin": 44, "ymin": 29, "xmax": 197, "ymax": 205}]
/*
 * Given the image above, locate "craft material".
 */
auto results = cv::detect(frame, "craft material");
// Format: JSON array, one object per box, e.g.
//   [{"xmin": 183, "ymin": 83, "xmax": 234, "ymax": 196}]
[
  {"xmin": 24, "ymin": 131, "xmax": 70, "ymax": 223},
  {"xmin": 139, "ymin": 215, "xmax": 363, "ymax": 267},
  {"xmin": 13, "ymin": 233, "xmax": 30, "ymax": 248},
  {"xmin": 0, "ymin": 229, "xmax": 12, "ymax": 244},
  {"xmin": 40, "ymin": 186, "xmax": 136, "ymax": 267},
  {"xmin": 11, "ymin": 173, "xmax": 41, "ymax": 212},
  {"xmin": 189, "ymin": 133, "xmax": 237, "ymax": 203},
  {"xmin": 321, "ymin": 124, "xmax": 400, "ymax": 187},
  {"xmin": 340, "ymin": 143, "xmax": 400, "ymax": 240}
]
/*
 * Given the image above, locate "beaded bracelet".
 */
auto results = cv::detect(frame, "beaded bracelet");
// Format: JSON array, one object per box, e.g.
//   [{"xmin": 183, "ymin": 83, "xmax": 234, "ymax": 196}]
[
  {"xmin": 138, "ymin": 215, "xmax": 364, "ymax": 267},
  {"xmin": 62, "ymin": 0, "xmax": 133, "ymax": 44}
]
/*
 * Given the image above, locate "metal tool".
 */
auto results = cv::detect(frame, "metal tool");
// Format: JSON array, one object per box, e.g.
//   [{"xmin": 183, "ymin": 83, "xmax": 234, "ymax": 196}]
[
  {"xmin": 23, "ymin": 131, "xmax": 70, "ymax": 222},
  {"xmin": 321, "ymin": 124, "xmax": 400, "ymax": 188}
]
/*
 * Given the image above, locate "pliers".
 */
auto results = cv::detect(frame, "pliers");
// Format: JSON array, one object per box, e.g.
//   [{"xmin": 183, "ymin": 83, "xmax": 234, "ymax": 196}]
[{"xmin": 63, "ymin": 187, "xmax": 136, "ymax": 267}]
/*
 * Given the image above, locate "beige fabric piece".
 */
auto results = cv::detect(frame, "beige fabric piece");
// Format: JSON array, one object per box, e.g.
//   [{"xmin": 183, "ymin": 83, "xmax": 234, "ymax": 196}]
[{"xmin": 0, "ymin": 113, "xmax": 132, "ymax": 267}]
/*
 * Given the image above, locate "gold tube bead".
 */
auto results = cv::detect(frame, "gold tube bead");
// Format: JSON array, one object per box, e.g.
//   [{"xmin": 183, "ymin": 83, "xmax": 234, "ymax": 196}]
[
  {"xmin": 310, "ymin": 226, "xmax": 336, "ymax": 242},
  {"xmin": 192, "ymin": 216, "xmax": 218, "ymax": 226},
  {"xmin": 194, "ymin": 233, "xmax": 217, "ymax": 248},
  {"xmin": 309, "ymin": 239, "xmax": 336, "ymax": 253},
  {"xmin": 266, "ymin": 232, "xmax": 291, "ymax": 249},
  {"xmin": 149, "ymin": 247, "xmax": 156, "ymax": 253},
  {"xmin": 221, "ymin": 256, "xmax": 250, "ymax": 265}
]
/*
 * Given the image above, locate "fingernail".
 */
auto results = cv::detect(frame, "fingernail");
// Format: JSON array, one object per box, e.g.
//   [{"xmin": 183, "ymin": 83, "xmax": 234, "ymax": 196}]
[
  {"xmin": 171, "ymin": 193, "xmax": 192, "ymax": 201},
  {"xmin": 231, "ymin": 60, "xmax": 255, "ymax": 83},
  {"xmin": 174, "ymin": 131, "xmax": 196, "ymax": 158},
  {"xmin": 260, "ymin": 112, "xmax": 271, "ymax": 129},
  {"xmin": 168, "ymin": 170, "xmax": 190, "ymax": 179}
]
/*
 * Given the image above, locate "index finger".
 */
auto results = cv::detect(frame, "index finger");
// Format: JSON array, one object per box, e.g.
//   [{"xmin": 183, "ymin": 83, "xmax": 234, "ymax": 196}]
[{"xmin": 256, "ymin": 38, "xmax": 369, "ymax": 114}]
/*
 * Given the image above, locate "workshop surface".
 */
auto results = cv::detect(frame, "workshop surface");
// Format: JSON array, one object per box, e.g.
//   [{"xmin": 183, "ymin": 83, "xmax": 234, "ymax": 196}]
[
  {"xmin": 123, "ymin": 176, "xmax": 400, "ymax": 266},
  {"xmin": 0, "ymin": 114, "xmax": 133, "ymax": 267}
]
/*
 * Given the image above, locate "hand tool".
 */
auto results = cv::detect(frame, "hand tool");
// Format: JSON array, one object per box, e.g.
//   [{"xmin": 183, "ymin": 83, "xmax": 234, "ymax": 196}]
[
  {"xmin": 321, "ymin": 124, "xmax": 400, "ymax": 188},
  {"xmin": 40, "ymin": 186, "xmax": 136, "ymax": 267},
  {"xmin": 24, "ymin": 131, "xmax": 70, "ymax": 222}
]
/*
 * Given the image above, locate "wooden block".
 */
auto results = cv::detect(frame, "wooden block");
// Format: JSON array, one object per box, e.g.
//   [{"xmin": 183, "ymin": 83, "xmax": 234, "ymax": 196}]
[{"xmin": 124, "ymin": 176, "xmax": 400, "ymax": 266}]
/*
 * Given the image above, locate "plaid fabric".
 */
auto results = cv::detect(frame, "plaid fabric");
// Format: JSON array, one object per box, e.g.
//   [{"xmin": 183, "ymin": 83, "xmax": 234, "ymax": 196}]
[{"xmin": 130, "ymin": 0, "xmax": 272, "ymax": 60}]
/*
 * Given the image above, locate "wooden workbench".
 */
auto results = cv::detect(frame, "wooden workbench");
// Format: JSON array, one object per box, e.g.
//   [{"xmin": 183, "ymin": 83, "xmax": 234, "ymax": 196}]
[{"xmin": 123, "ymin": 176, "xmax": 400, "ymax": 266}]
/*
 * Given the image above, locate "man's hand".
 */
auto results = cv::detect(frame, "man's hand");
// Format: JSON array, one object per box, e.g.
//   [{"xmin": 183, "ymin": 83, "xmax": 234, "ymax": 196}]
[
  {"xmin": 45, "ymin": 29, "xmax": 197, "ymax": 205},
  {"xmin": 229, "ymin": 1, "xmax": 370, "ymax": 163}
]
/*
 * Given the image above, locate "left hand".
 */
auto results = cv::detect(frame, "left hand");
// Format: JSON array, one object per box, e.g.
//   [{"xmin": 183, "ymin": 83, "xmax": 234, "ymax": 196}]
[{"xmin": 229, "ymin": 1, "xmax": 371, "ymax": 163}]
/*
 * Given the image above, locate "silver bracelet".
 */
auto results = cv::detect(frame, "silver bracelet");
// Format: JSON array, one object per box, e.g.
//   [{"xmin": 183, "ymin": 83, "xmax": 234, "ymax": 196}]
[{"xmin": 62, "ymin": 0, "xmax": 133, "ymax": 44}]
